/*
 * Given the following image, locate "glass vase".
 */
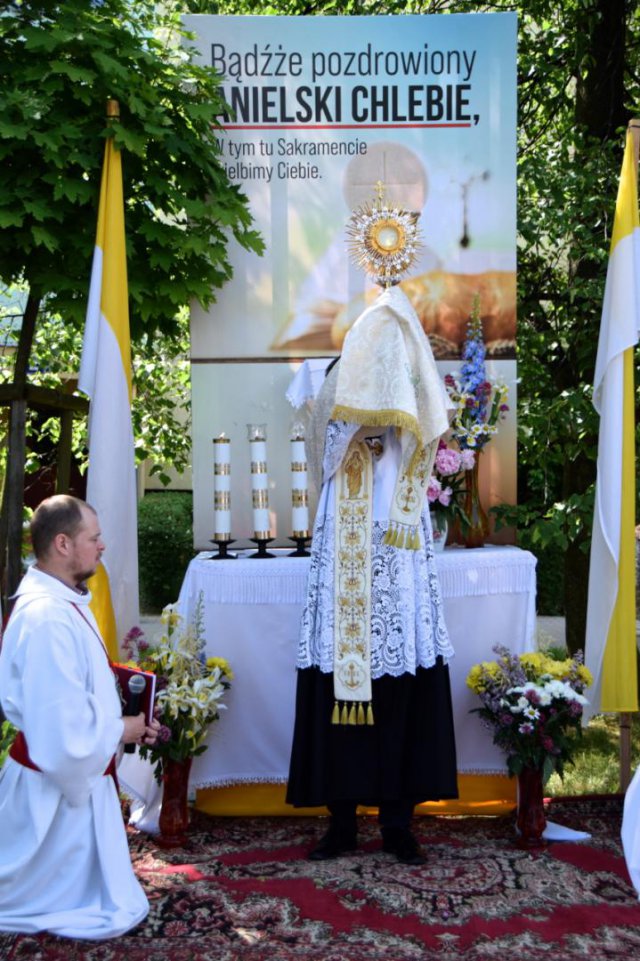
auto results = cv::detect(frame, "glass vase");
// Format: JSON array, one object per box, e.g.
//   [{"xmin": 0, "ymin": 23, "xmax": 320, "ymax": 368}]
[
  {"xmin": 157, "ymin": 756, "xmax": 192, "ymax": 849},
  {"xmin": 430, "ymin": 510, "xmax": 448, "ymax": 552},
  {"xmin": 516, "ymin": 764, "xmax": 547, "ymax": 849},
  {"xmin": 463, "ymin": 451, "xmax": 490, "ymax": 548}
]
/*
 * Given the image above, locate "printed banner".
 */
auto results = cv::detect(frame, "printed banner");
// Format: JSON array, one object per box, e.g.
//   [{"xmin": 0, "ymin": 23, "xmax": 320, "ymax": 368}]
[{"xmin": 185, "ymin": 12, "xmax": 517, "ymax": 361}]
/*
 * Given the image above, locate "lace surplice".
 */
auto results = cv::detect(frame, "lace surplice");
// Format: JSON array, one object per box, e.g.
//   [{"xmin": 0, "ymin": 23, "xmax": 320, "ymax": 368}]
[{"xmin": 296, "ymin": 422, "xmax": 454, "ymax": 678}]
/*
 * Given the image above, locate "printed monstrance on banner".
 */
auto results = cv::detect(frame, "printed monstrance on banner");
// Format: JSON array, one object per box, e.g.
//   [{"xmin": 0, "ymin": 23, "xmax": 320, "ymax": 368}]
[{"xmin": 184, "ymin": 13, "xmax": 517, "ymax": 547}]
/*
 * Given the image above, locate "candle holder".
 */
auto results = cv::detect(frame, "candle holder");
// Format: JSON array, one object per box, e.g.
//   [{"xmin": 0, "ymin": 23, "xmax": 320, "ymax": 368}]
[
  {"xmin": 249, "ymin": 536, "xmax": 276, "ymax": 559},
  {"xmin": 288, "ymin": 534, "xmax": 311, "ymax": 557},
  {"xmin": 209, "ymin": 537, "xmax": 237, "ymax": 560}
]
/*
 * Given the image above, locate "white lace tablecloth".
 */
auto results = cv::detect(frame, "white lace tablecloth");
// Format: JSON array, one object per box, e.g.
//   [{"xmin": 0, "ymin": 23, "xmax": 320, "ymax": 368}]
[{"xmin": 173, "ymin": 544, "xmax": 537, "ymax": 788}]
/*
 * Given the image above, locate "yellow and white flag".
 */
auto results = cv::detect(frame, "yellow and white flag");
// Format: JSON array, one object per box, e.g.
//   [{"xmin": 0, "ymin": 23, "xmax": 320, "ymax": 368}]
[
  {"xmin": 584, "ymin": 129, "xmax": 640, "ymax": 721},
  {"xmin": 79, "ymin": 135, "xmax": 138, "ymax": 659}
]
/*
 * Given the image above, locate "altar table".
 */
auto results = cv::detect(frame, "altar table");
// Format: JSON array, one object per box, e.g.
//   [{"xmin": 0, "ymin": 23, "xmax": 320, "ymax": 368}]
[{"xmin": 176, "ymin": 545, "xmax": 537, "ymax": 817}]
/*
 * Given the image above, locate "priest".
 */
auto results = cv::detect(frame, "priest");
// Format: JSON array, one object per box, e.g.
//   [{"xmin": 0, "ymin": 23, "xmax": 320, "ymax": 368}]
[
  {"xmin": 0, "ymin": 495, "xmax": 159, "ymax": 939},
  {"xmin": 286, "ymin": 195, "xmax": 458, "ymax": 864},
  {"xmin": 286, "ymin": 284, "xmax": 459, "ymax": 864}
]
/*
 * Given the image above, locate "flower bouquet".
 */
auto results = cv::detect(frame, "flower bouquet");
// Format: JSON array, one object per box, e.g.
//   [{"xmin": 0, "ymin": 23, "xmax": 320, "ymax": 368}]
[
  {"xmin": 466, "ymin": 645, "xmax": 592, "ymax": 782},
  {"xmin": 442, "ymin": 297, "xmax": 509, "ymax": 546},
  {"xmin": 121, "ymin": 596, "xmax": 233, "ymax": 784},
  {"xmin": 444, "ymin": 297, "xmax": 509, "ymax": 454},
  {"xmin": 427, "ymin": 440, "xmax": 476, "ymax": 545}
]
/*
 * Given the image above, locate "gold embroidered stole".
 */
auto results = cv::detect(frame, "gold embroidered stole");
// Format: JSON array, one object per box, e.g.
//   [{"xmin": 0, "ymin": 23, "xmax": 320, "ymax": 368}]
[
  {"xmin": 382, "ymin": 440, "xmax": 437, "ymax": 550},
  {"xmin": 332, "ymin": 439, "xmax": 374, "ymax": 725}
]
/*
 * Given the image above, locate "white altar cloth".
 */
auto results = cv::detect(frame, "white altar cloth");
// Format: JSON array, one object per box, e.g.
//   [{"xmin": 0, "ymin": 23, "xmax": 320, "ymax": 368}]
[{"xmin": 173, "ymin": 544, "xmax": 537, "ymax": 789}]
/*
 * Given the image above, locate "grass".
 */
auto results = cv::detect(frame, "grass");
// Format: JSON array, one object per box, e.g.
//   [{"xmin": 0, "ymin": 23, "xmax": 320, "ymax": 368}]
[{"xmin": 546, "ymin": 712, "xmax": 640, "ymax": 796}]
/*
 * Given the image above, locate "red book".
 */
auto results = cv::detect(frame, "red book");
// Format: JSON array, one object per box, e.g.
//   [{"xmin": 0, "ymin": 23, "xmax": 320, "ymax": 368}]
[{"xmin": 112, "ymin": 663, "xmax": 156, "ymax": 725}]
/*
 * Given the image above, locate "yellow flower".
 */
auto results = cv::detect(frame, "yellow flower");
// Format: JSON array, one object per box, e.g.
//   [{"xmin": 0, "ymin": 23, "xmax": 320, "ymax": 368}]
[
  {"xmin": 466, "ymin": 660, "xmax": 501, "ymax": 693},
  {"xmin": 577, "ymin": 664, "xmax": 593, "ymax": 687},
  {"xmin": 160, "ymin": 604, "xmax": 181, "ymax": 628},
  {"xmin": 518, "ymin": 651, "xmax": 546, "ymax": 675},
  {"xmin": 206, "ymin": 656, "xmax": 234, "ymax": 680},
  {"xmin": 543, "ymin": 660, "xmax": 570, "ymax": 679}
]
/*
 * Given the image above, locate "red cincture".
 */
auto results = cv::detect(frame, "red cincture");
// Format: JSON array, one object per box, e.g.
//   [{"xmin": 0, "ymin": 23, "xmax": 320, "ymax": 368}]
[{"xmin": 9, "ymin": 730, "xmax": 118, "ymax": 791}]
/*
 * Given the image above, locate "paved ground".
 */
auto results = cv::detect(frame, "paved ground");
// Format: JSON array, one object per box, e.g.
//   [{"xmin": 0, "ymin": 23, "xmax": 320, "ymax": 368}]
[{"xmin": 536, "ymin": 616, "xmax": 566, "ymax": 649}]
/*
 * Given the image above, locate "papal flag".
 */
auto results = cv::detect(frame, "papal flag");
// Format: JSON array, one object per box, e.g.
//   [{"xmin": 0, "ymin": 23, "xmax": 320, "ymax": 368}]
[
  {"xmin": 79, "ymin": 125, "xmax": 138, "ymax": 660},
  {"xmin": 584, "ymin": 128, "xmax": 640, "ymax": 722}
]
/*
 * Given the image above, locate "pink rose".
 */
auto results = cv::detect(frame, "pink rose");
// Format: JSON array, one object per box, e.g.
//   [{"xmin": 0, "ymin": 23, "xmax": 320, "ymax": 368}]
[
  {"xmin": 435, "ymin": 447, "xmax": 462, "ymax": 475},
  {"xmin": 439, "ymin": 486, "xmax": 453, "ymax": 507},
  {"xmin": 460, "ymin": 449, "xmax": 476, "ymax": 470},
  {"xmin": 427, "ymin": 476, "xmax": 442, "ymax": 503}
]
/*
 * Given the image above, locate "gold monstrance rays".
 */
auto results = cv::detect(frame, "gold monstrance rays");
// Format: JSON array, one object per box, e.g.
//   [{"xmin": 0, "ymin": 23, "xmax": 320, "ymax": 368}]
[{"xmin": 346, "ymin": 180, "xmax": 423, "ymax": 287}]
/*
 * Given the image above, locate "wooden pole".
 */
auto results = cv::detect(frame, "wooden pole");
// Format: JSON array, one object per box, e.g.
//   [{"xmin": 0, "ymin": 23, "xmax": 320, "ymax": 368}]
[
  {"xmin": 56, "ymin": 409, "xmax": 73, "ymax": 495},
  {"xmin": 5, "ymin": 398, "xmax": 27, "ymax": 606}
]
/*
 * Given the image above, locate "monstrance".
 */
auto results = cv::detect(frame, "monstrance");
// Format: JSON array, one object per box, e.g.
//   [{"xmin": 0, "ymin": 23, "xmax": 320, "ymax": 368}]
[{"xmin": 346, "ymin": 180, "xmax": 423, "ymax": 286}]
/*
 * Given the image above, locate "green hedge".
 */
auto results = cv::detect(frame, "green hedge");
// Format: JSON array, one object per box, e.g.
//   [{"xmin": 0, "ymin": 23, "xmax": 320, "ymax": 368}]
[
  {"xmin": 138, "ymin": 492, "xmax": 194, "ymax": 614},
  {"xmin": 532, "ymin": 542, "xmax": 565, "ymax": 617}
]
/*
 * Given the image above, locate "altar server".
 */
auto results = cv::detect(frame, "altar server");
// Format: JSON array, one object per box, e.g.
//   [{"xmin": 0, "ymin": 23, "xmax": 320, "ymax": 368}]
[
  {"xmin": 286, "ymin": 282, "xmax": 459, "ymax": 864},
  {"xmin": 0, "ymin": 495, "xmax": 158, "ymax": 939}
]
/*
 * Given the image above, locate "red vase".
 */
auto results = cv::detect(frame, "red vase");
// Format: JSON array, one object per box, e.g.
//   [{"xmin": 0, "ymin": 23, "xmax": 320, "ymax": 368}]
[
  {"xmin": 516, "ymin": 765, "xmax": 547, "ymax": 850},
  {"xmin": 463, "ymin": 452, "xmax": 490, "ymax": 548},
  {"xmin": 157, "ymin": 756, "xmax": 192, "ymax": 849}
]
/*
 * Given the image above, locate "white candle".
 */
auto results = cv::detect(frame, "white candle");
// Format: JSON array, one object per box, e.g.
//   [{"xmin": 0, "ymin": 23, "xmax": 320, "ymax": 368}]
[
  {"xmin": 213, "ymin": 434, "xmax": 231, "ymax": 539},
  {"xmin": 248, "ymin": 424, "xmax": 270, "ymax": 537},
  {"xmin": 290, "ymin": 436, "xmax": 309, "ymax": 537}
]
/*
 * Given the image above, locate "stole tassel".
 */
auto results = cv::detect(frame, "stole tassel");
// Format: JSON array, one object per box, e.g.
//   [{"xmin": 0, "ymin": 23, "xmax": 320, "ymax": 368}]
[{"xmin": 332, "ymin": 700, "xmax": 375, "ymax": 726}]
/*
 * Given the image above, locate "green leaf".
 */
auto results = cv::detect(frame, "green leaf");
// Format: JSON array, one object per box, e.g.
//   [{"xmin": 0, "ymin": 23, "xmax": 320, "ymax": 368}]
[
  {"xmin": 49, "ymin": 60, "xmax": 98, "ymax": 84},
  {"xmin": 31, "ymin": 226, "xmax": 58, "ymax": 252}
]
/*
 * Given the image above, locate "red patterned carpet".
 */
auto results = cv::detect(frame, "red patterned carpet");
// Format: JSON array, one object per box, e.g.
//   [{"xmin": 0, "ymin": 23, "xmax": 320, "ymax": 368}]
[{"xmin": 2, "ymin": 796, "xmax": 640, "ymax": 960}]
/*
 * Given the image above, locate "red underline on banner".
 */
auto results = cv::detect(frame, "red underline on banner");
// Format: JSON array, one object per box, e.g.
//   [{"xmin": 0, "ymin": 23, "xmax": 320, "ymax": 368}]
[{"xmin": 222, "ymin": 123, "xmax": 473, "ymax": 130}]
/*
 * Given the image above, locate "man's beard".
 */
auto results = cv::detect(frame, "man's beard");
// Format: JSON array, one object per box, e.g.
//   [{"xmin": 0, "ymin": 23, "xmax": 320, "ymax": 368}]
[{"xmin": 73, "ymin": 564, "xmax": 98, "ymax": 587}]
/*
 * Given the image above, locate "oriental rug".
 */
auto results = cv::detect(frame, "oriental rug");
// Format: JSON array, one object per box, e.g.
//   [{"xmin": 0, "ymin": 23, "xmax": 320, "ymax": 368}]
[{"xmin": 2, "ymin": 796, "xmax": 640, "ymax": 961}]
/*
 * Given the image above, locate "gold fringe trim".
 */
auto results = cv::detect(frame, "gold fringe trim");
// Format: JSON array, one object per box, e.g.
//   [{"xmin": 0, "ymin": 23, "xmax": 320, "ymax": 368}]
[
  {"xmin": 330, "ymin": 407, "xmax": 434, "ymax": 478},
  {"xmin": 331, "ymin": 405, "xmax": 422, "ymax": 444},
  {"xmin": 331, "ymin": 700, "xmax": 376, "ymax": 726},
  {"xmin": 383, "ymin": 522, "xmax": 420, "ymax": 551}
]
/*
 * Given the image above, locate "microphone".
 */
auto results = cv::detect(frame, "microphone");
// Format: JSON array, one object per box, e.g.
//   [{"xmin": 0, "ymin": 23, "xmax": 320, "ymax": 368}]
[{"xmin": 124, "ymin": 674, "xmax": 147, "ymax": 754}]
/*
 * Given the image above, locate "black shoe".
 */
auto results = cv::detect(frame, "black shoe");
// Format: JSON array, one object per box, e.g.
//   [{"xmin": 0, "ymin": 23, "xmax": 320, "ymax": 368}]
[
  {"xmin": 381, "ymin": 829, "xmax": 426, "ymax": 865},
  {"xmin": 308, "ymin": 827, "xmax": 357, "ymax": 861}
]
